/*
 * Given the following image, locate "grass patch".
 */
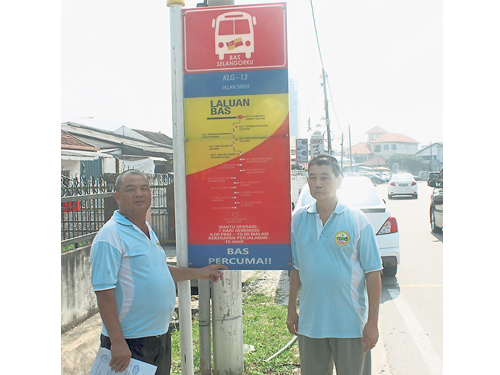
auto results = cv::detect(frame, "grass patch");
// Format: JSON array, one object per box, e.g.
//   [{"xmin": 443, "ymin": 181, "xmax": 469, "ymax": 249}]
[
  {"xmin": 61, "ymin": 240, "xmax": 91, "ymax": 252},
  {"xmin": 170, "ymin": 291, "xmax": 299, "ymax": 374}
]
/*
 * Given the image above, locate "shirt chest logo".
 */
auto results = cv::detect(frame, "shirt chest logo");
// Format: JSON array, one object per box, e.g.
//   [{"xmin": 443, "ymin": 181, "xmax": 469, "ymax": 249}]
[{"xmin": 334, "ymin": 231, "xmax": 350, "ymax": 246}]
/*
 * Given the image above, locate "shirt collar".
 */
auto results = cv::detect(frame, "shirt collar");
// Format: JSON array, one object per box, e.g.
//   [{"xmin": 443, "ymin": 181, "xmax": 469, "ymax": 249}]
[
  {"xmin": 307, "ymin": 200, "xmax": 347, "ymax": 215},
  {"xmin": 112, "ymin": 210, "xmax": 132, "ymax": 225},
  {"xmin": 112, "ymin": 210, "xmax": 152, "ymax": 230}
]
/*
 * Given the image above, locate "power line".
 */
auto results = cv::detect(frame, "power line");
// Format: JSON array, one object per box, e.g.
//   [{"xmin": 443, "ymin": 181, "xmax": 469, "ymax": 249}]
[
  {"xmin": 326, "ymin": 74, "xmax": 343, "ymax": 135},
  {"xmin": 309, "ymin": 0, "xmax": 344, "ymax": 152},
  {"xmin": 309, "ymin": 0, "xmax": 325, "ymax": 71}
]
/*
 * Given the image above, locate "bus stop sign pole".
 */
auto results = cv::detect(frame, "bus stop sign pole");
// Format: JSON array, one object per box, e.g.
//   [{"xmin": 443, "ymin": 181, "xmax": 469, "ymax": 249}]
[{"xmin": 167, "ymin": 1, "xmax": 194, "ymax": 375}]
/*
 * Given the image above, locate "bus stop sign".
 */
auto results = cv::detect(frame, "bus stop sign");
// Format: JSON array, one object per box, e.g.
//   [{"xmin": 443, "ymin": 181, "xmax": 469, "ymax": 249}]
[{"xmin": 182, "ymin": 3, "xmax": 291, "ymax": 270}]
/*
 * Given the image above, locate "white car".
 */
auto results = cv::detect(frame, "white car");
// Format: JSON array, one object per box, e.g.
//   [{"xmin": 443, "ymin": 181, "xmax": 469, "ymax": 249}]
[
  {"xmin": 295, "ymin": 176, "xmax": 400, "ymax": 277},
  {"xmin": 388, "ymin": 173, "xmax": 418, "ymax": 199}
]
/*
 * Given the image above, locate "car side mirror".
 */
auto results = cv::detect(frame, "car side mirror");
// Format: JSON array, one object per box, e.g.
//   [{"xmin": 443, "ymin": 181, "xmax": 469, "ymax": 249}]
[{"xmin": 429, "ymin": 180, "xmax": 436, "ymax": 187}]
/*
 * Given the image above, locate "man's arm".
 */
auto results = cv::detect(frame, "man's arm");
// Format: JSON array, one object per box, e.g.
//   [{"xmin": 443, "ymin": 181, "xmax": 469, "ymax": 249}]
[
  {"xmin": 95, "ymin": 289, "xmax": 131, "ymax": 373},
  {"xmin": 286, "ymin": 267, "xmax": 302, "ymax": 335},
  {"xmin": 168, "ymin": 264, "xmax": 228, "ymax": 283},
  {"xmin": 362, "ymin": 270, "xmax": 382, "ymax": 352}
]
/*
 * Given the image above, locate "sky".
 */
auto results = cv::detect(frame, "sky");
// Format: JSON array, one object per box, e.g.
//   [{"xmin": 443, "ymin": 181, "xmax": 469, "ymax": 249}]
[{"xmin": 61, "ymin": 0, "xmax": 443, "ymax": 150}]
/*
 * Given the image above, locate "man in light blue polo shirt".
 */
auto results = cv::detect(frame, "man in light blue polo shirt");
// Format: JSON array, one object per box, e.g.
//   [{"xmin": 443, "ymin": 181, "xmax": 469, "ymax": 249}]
[
  {"xmin": 90, "ymin": 170, "xmax": 227, "ymax": 374},
  {"xmin": 287, "ymin": 155, "xmax": 382, "ymax": 375}
]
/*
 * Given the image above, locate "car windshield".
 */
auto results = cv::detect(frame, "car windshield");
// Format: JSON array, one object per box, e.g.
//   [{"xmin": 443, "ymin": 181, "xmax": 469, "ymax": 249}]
[
  {"xmin": 392, "ymin": 173, "xmax": 413, "ymax": 181},
  {"xmin": 296, "ymin": 176, "xmax": 383, "ymax": 208}
]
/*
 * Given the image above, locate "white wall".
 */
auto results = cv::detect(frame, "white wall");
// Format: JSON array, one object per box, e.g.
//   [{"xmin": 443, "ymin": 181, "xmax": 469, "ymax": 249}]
[
  {"xmin": 102, "ymin": 157, "xmax": 116, "ymax": 173},
  {"xmin": 61, "ymin": 245, "xmax": 98, "ymax": 333},
  {"xmin": 61, "ymin": 160, "xmax": 80, "ymax": 178}
]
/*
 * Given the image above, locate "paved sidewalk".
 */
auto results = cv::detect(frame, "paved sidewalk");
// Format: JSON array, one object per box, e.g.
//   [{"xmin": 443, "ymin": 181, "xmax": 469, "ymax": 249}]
[
  {"xmin": 61, "ymin": 312, "xmax": 102, "ymax": 375},
  {"xmin": 61, "ymin": 263, "xmax": 256, "ymax": 375}
]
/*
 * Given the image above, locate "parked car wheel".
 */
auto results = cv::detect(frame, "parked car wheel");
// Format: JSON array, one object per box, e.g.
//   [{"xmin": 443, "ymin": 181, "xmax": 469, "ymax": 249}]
[{"xmin": 430, "ymin": 208, "xmax": 442, "ymax": 233}]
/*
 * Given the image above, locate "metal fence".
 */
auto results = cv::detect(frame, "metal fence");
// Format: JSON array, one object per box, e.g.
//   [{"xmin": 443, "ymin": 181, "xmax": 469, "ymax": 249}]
[
  {"xmin": 61, "ymin": 174, "xmax": 174, "ymax": 248},
  {"xmin": 150, "ymin": 173, "xmax": 175, "ymax": 242}
]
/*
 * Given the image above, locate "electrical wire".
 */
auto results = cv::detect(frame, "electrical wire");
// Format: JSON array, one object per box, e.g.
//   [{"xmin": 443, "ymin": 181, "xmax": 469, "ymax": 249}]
[
  {"xmin": 309, "ymin": 0, "xmax": 325, "ymax": 71},
  {"xmin": 326, "ymin": 74, "xmax": 344, "ymax": 135},
  {"xmin": 309, "ymin": 0, "xmax": 343, "ymax": 137}
]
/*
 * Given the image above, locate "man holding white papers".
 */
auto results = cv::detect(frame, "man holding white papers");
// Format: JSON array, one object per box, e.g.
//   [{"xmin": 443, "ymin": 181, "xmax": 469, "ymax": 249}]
[{"xmin": 90, "ymin": 170, "xmax": 227, "ymax": 374}]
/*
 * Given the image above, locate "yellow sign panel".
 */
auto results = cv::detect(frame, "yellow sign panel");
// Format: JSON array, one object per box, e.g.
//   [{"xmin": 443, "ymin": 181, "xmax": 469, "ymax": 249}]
[{"xmin": 184, "ymin": 93, "xmax": 288, "ymax": 175}]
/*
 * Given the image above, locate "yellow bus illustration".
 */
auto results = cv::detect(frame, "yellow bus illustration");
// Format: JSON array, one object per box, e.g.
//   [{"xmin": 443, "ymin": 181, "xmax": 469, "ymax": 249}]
[{"xmin": 212, "ymin": 11, "xmax": 257, "ymax": 60}]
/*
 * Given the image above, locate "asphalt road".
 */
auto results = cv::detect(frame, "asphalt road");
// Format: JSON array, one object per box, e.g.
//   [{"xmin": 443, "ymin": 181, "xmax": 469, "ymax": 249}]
[{"xmin": 374, "ymin": 181, "xmax": 443, "ymax": 375}]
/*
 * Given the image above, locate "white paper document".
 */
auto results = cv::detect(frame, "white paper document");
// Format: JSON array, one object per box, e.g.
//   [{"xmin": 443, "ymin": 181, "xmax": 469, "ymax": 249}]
[{"xmin": 89, "ymin": 347, "xmax": 157, "ymax": 375}]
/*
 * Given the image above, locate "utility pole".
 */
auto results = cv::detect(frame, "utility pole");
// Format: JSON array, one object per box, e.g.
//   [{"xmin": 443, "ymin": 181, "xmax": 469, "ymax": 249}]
[
  {"xmin": 340, "ymin": 133, "xmax": 344, "ymax": 171},
  {"xmin": 349, "ymin": 125, "xmax": 352, "ymax": 172},
  {"xmin": 212, "ymin": 271, "xmax": 244, "ymax": 374},
  {"xmin": 166, "ymin": 1, "xmax": 193, "ymax": 375},
  {"xmin": 206, "ymin": 0, "xmax": 234, "ymax": 5},
  {"xmin": 429, "ymin": 141, "xmax": 433, "ymax": 171},
  {"xmin": 322, "ymin": 68, "xmax": 332, "ymax": 154},
  {"xmin": 198, "ymin": 279, "xmax": 211, "ymax": 375}
]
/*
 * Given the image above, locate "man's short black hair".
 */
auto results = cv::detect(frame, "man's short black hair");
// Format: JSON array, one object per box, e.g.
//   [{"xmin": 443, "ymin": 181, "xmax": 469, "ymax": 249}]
[
  {"xmin": 308, "ymin": 154, "xmax": 342, "ymax": 177},
  {"xmin": 115, "ymin": 170, "xmax": 148, "ymax": 192}
]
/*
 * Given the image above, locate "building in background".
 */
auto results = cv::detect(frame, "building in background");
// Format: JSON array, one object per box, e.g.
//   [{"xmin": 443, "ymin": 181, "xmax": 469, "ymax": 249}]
[
  {"xmin": 416, "ymin": 142, "xmax": 443, "ymax": 171},
  {"xmin": 61, "ymin": 130, "xmax": 116, "ymax": 179},
  {"xmin": 366, "ymin": 126, "xmax": 419, "ymax": 158},
  {"xmin": 61, "ymin": 122, "xmax": 173, "ymax": 175}
]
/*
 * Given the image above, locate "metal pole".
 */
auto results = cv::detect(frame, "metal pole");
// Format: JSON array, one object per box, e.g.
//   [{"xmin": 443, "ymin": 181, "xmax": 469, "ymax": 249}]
[
  {"xmin": 206, "ymin": 0, "xmax": 234, "ymax": 4},
  {"xmin": 349, "ymin": 125, "xmax": 352, "ymax": 172},
  {"xmin": 167, "ymin": 1, "xmax": 194, "ymax": 375},
  {"xmin": 322, "ymin": 68, "xmax": 332, "ymax": 154},
  {"xmin": 198, "ymin": 279, "xmax": 212, "ymax": 375},
  {"xmin": 429, "ymin": 141, "xmax": 433, "ymax": 171},
  {"xmin": 340, "ymin": 133, "xmax": 344, "ymax": 171},
  {"xmin": 212, "ymin": 270, "xmax": 244, "ymax": 375}
]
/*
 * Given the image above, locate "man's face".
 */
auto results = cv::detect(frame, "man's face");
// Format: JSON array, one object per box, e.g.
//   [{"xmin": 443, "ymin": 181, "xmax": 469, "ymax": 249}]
[
  {"xmin": 114, "ymin": 173, "xmax": 152, "ymax": 217},
  {"xmin": 307, "ymin": 164, "xmax": 342, "ymax": 202}
]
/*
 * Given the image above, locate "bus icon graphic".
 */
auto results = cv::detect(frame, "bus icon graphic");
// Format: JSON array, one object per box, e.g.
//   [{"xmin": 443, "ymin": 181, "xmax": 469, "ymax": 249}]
[{"xmin": 212, "ymin": 11, "xmax": 257, "ymax": 60}]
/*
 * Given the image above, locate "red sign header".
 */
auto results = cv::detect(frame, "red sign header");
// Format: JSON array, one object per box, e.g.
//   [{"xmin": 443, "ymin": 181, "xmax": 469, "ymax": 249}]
[{"xmin": 183, "ymin": 3, "xmax": 287, "ymax": 73}]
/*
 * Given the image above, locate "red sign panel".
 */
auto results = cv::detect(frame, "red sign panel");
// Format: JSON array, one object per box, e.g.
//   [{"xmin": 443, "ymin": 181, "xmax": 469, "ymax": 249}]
[{"xmin": 183, "ymin": 3, "xmax": 287, "ymax": 73}]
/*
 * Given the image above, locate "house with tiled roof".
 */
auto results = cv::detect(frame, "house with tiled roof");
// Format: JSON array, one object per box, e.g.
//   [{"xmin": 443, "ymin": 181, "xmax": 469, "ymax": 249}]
[
  {"xmin": 365, "ymin": 126, "xmax": 419, "ymax": 159},
  {"xmin": 342, "ymin": 142, "xmax": 374, "ymax": 165},
  {"xmin": 366, "ymin": 126, "xmax": 388, "ymax": 140},
  {"xmin": 61, "ymin": 130, "xmax": 99, "ymax": 152},
  {"xmin": 61, "ymin": 130, "xmax": 116, "ymax": 179},
  {"xmin": 132, "ymin": 129, "xmax": 173, "ymax": 146},
  {"xmin": 62, "ymin": 122, "xmax": 173, "ymax": 175},
  {"xmin": 341, "ymin": 127, "xmax": 420, "ymax": 168}
]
